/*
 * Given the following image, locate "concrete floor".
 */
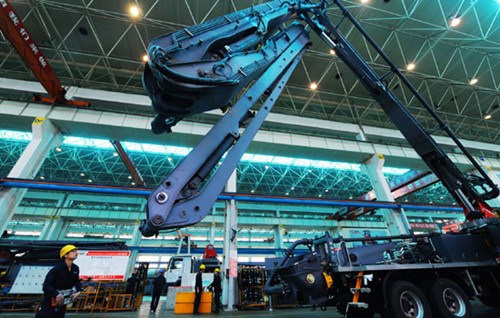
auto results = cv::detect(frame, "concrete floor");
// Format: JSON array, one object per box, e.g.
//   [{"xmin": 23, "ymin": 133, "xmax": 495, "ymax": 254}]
[{"xmin": 3, "ymin": 299, "xmax": 500, "ymax": 317}]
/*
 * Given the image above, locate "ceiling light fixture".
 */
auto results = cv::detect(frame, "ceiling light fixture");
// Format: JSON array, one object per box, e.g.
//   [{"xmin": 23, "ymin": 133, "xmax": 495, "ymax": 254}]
[
  {"xmin": 329, "ymin": 49, "xmax": 336, "ymax": 55},
  {"xmin": 484, "ymin": 114, "xmax": 492, "ymax": 120},
  {"xmin": 142, "ymin": 54, "xmax": 149, "ymax": 62},
  {"xmin": 129, "ymin": 5, "xmax": 141, "ymax": 18},
  {"xmin": 469, "ymin": 78, "xmax": 478, "ymax": 85},
  {"xmin": 406, "ymin": 62, "xmax": 416, "ymax": 71},
  {"xmin": 55, "ymin": 147, "xmax": 62, "ymax": 152},
  {"xmin": 360, "ymin": 0, "xmax": 370, "ymax": 4},
  {"xmin": 309, "ymin": 82, "xmax": 318, "ymax": 90},
  {"xmin": 449, "ymin": 15, "xmax": 461, "ymax": 28}
]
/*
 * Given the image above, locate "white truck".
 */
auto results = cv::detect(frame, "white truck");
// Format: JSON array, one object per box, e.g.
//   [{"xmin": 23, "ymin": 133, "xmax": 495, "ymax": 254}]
[{"xmin": 166, "ymin": 254, "xmax": 219, "ymax": 288}]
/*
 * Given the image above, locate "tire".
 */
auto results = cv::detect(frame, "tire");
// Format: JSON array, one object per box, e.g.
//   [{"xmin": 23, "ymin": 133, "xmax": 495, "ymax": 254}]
[
  {"xmin": 428, "ymin": 278, "xmax": 472, "ymax": 318},
  {"xmin": 478, "ymin": 295, "xmax": 500, "ymax": 308},
  {"xmin": 387, "ymin": 280, "xmax": 432, "ymax": 318}
]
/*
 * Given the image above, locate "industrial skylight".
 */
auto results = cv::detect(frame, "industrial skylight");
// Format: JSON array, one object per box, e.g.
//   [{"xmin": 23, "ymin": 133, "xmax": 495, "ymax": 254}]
[{"xmin": 1, "ymin": 130, "xmax": 409, "ymax": 175}]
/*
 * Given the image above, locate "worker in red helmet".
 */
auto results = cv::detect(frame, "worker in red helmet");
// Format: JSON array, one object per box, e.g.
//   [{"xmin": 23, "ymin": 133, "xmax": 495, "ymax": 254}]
[
  {"xmin": 193, "ymin": 264, "xmax": 206, "ymax": 315},
  {"xmin": 35, "ymin": 245, "xmax": 81, "ymax": 318}
]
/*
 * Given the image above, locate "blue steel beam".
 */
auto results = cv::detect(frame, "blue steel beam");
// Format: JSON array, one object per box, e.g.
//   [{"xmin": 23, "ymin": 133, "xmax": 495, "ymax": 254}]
[{"xmin": 0, "ymin": 178, "xmax": 469, "ymax": 212}]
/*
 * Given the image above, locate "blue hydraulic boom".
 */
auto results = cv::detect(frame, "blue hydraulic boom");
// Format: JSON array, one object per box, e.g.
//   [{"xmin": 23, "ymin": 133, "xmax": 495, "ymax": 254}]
[{"xmin": 139, "ymin": 0, "xmax": 498, "ymax": 237}]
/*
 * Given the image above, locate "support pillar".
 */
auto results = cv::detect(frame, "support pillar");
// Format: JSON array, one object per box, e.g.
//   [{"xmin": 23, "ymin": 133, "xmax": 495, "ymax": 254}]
[
  {"xmin": 44, "ymin": 216, "xmax": 66, "ymax": 240},
  {"xmin": 0, "ymin": 117, "xmax": 62, "ymax": 235},
  {"xmin": 125, "ymin": 221, "xmax": 142, "ymax": 278},
  {"xmin": 210, "ymin": 222, "xmax": 216, "ymax": 245},
  {"xmin": 222, "ymin": 170, "xmax": 238, "ymax": 311},
  {"xmin": 113, "ymin": 225, "xmax": 122, "ymax": 239},
  {"xmin": 362, "ymin": 154, "xmax": 410, "ymax": 236},
  {"xmin": 274, "ymin": 224, "xmax": 284, "ymax": 257},
  {"xmin": 38, "ymin": 216, "xmax": 54, "ymax": 240}
]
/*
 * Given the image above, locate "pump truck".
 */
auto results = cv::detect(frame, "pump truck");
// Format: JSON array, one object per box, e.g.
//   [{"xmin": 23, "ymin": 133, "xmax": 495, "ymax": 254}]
[{"xmin": 139, "ymin": 1, "xmax": 500, "ymax": 317}]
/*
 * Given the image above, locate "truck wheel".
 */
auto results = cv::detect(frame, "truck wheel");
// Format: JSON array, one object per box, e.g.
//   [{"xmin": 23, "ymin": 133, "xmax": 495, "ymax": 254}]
[
  {"xmin": 478, "ymin": 295, "xmax": 500, "ymax": 308},
  {"xmin": 428, "ymin": 279, "xmax": 472, "ymax": 318},
  {"xmin": 387, "ymin": 280, "xmax": 431, "ymax": 318}
]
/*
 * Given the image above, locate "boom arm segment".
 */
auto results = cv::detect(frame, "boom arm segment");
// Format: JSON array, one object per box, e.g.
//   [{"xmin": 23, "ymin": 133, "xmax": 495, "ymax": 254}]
[
  {"xmin": 299, "ymin": 0, "xmax": 498, "ymax": 219},
  {"xmin": 140, "ymin": 23, "xmax": 310, "ymax": 236},
  {"xmin": 140, "ymin": 0, "xmax": 498, "ymax": 236}
]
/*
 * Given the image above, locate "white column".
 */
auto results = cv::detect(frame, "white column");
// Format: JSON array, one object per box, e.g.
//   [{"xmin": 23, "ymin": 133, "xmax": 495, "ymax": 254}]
[
  {"xmin": 210, "ymin": 222, "xmax": 216, "ymax": 245},
  {"xmin": 222, "ymin": 170, "xmax": 238, "ymax": 311},
  {"xmin": 362, "ymin": 154, "xmax": 409, "ymax": 236},
  {"xmin": 113, "ymin": 225, "xmax": 122, "ymax": 239},
  {"xmin": 125, "ymin": 221, "xmax": 142, "ymax": 278},
  {"xmin": 38, "ymin": 216, "xmax": 54, "ymax": 240},
  {"xmin": 43, "ymin": 216, "xmax": 68, "ymax": 240},
  {"xmin": 275, "ymin": 224, "xmax": 284, "ymax": 257},
  {"xmin": 0, "ymin": 117, "xmax": 62, "ymax": 235}
]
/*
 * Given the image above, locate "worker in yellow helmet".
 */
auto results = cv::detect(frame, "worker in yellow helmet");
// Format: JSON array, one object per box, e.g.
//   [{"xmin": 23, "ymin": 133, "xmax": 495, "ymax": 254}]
[
  {"xmin": 0, "ymin": 271, "xmax": 8, "ymax": 285},
  {"xmin": 35, "ymin": 245, "xmax": 81, "ymax": 318},
  {"xmin": 193, "ymin": 264, "xmax": 206, "ymax": 315},
  {"xmin": 208, "ymin": 268, "xmax": 222, "ymax": 314}
]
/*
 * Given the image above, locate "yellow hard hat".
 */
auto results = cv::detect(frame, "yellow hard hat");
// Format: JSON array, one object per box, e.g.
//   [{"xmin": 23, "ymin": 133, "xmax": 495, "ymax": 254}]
[
  {"xmin": 0, "ymin": 271, "xmax": 6, "ymax": 276},
  {"xmin": 214, "ymin": 268, "xmax": 220, "ymax": 273},
  {"xmin": 199, "ymin": 264, "xmax": 206, "ymax": 270},
  {"xmin": 60, "ymin": 244, "xmax": 78, "ymax": 258}
]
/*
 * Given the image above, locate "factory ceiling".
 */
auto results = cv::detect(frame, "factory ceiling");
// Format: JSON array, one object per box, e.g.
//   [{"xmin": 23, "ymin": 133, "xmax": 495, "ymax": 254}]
[{"xmin": 0, "ymin": 0, "xmax": 498, "ymax": 144}]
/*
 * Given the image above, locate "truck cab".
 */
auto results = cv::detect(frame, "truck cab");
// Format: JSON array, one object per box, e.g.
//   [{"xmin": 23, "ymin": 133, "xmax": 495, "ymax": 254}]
[
  {"xmin": 166, "ymin": 254, "xmax": 220, "ymax": 287},
  {"xmin": 166, "ymin": 255, "xmax": 195, "ymax": 286}
]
